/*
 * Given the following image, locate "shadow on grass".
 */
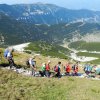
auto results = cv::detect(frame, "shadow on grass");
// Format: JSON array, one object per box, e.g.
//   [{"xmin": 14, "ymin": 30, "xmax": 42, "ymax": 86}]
[
  {"xmin": 0, "ymin": 63, "xmax": 9, "ymax": 67},
  {"xmin": 0, "ymin": 63, "xmax": 27, "ymax": 69}
]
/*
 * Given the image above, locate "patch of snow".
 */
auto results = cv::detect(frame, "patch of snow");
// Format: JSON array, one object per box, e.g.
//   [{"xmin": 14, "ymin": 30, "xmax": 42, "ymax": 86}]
[
  {"xmin": 23, "ymin": 13, "xmax": 29, "ymax": 16},
  {"xmin": 9, "ymin": 43, "xmax": 30, "ymax": 52},
  {"xmin": 81, "ymin": 33, "xmax": 100, "ymax": 42},
  {"xmin": 70, "ymin": 53, "xmax": 98, "ymax": 62},
  {"xmin": 80, "ymin": 50, "xmax": 100, "ymax": 54},
  {"xmin": 78, "ymin": 22, "xmax": 85, "ymax": 27},
  {"xmin": 33, "ymin": 10, "xmax": 44, "ymax": 15}
]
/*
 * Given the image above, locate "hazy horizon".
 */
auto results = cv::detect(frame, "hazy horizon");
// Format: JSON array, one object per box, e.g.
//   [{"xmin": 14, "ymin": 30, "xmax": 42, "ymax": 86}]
[{"xmin": 0, "ymin": 0, "xmax": 100, "ymax": 11}]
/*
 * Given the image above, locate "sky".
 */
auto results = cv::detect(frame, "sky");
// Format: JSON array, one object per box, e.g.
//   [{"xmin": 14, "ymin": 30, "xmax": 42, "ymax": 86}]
[{"xmin": 0, "ymin": 0, "xmax": 100, "ymax": 11}]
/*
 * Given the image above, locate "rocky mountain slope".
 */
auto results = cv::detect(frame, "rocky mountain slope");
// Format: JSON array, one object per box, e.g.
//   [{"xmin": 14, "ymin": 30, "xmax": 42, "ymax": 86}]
[
  {"xmin": 0, "ymin": 3, "xmax": 100, "ymax": 24},
  {"xmin": 0, "ymin": 3, "xmax": 100, "ymax": 45},
  {"xmin": 0, "ymin": 12, "xmax": 100, "ymax": 45}
]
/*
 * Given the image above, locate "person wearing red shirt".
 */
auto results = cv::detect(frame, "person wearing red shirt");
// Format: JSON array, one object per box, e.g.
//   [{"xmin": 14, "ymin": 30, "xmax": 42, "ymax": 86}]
[
  {"xmin": 65, "ymin": 63, "xmax": 71, "ymax": 76},
  {"xmin": 72, "ymin": 63, "xmax": 79, "ymax": 76},
  {"xmin": 45, "ymin": 60, "xmax": 51, "ymax": 77}
]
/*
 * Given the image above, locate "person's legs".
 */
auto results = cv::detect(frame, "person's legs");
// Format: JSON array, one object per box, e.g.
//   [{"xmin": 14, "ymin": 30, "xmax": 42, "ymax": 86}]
[
  {"xmin": 56, "ymin": 72, "xmax": 58, "ymax": 77},
  {"xmin": 30, "ymin": 66, "xmax": 35, "ymax": 76},
  {"xmin": 32, "ymin": 68, "xmax": 35, "ymax": 76},
  {"xmin": 46, "ymin": 71, "xmax": 47, "ymax": 77},
  {"xmin": 58, "ymin": 72, "xmax": 61, "ymax": 78},
  {"xmin": 46, "ymin": 71, "xmax": 50, "ymax": 77},
  {"xmin": 66, "ymin": 72, "xmax": 70, "ymax": 76},
  {"xmin": 8, "ymin": 59, "xmax": 13, "ymax": 69},
  {"xmin": 39, "ymin": 71, "xmax": 43, "ymax": 77},
  {"xmin": 86, "ymin": 71, "xmax": 89, "ymax": 75},
  {"xmin": 75, "ymin": 72, "xmax": 78, "ymax": 76},
  {"xmin": 43, "ymin": 71, "xmax": 46, "ymax": 76},
  {"xmin": 9, "ymin": 61, "xmax": 12, "ymax": 69}
]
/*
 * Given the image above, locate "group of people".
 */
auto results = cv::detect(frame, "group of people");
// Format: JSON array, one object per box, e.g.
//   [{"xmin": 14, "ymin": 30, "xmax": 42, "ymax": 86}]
[
  {"xmin": 27, "ymin": 57, "xmax": 79, "ymax": 78},
  {"xmin": 3, "ymin": 48, "xmax": 100, "ymax": 78},
  {"xmin": 24, "ymin": 56, "xmax": 100, "ymax": 78},
  {"xmin": 84, "ymin": 64, "xmax": 100, "ymax": 77}
]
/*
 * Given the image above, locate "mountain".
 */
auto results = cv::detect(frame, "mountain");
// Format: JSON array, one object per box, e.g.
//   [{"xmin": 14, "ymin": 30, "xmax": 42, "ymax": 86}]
[
  {"xmin": 0, "ymin": 3, "xmax": 100, "ymax": 24},
  {"xmin": 0, "ymin": 12, "xmax": 100, "ymax": 46},
  {"xmin": 0, "ymin": 13, "xmax": 50, "ymax": 45}
]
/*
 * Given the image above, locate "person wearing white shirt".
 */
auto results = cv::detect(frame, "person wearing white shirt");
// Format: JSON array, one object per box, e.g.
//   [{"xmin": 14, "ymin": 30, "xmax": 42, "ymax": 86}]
[
  {"xmin": 29, "ymin": 57, "xmax": 36, "ymax": 76},
  {"xmin": 7, "ymin": 49, "xmax": 14, "ymax": 69}
]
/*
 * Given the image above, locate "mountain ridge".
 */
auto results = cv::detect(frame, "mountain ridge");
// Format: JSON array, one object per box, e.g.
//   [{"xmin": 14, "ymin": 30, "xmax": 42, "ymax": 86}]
[
  {"xmin": 0, "ymin": 3, "xmax": 100, "ymax": 45},
  {"xmin": 0, "ymin": 3, "xmax": 100, "ymax": 24}
]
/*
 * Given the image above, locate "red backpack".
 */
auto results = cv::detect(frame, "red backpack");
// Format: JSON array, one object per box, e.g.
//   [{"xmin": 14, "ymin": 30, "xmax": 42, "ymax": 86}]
[{"xmin": 54, "ymin": 66, "xmax": 58, "ymax": 72}]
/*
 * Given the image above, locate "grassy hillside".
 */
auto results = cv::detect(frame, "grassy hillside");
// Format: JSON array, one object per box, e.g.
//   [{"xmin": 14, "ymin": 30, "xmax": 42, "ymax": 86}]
[
  {"xmin": 0, "ymin": 69, "xmax": 100, "ymax": 100},
  {"xmin": 0, "ymin": 47, "xmax": 69, "ymax": 70},
  {"xmin": 25, "ymin": 41, "xmax": 70, "ymax": 59},
  {"xmin": 69, "ymin": 41, "xmax": 100, "ymax": 51}
]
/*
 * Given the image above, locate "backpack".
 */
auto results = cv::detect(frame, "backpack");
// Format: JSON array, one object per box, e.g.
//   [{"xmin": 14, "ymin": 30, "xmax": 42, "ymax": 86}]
[
  {"xmin": 72, "ymin": 65, "xmax": 75, "ymax": 70},
  {"xmin": 54, "ymin": 66, "xmax": 58, "ymax": 72},
  {"xmin": 4, "ymin": 49, "xmax": 9, "ymax": 58},
  {"xmin": 85, "ymin": 66, "xmax": 91, "ymax": 72},
  {"xmin": 26, "ymin": 59, "xmax": 29, "ymax": 66}
]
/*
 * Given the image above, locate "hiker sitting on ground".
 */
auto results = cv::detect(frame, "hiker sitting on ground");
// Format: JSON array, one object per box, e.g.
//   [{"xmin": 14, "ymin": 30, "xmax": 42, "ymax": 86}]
[
  {"xmin": 6, "ymin": 48, "xmax": 15, "ymax": 69},
  {"xmin": 45, "ymin": 60, "xmax": 51, "ymax": 77},
  {"xmin": 39, "ymin": 63, "xmax": 46, "ymax": 77},
  {"xmin": 65, "ymin": 62, "xmax": 71, "ymax": 76},
  {"xmin": 54, "ymin": 61, "xmax": 61, "ymax": 78},
  {"xmin": 29, "ymin": 57, "xmax": 36, "ymax": 76}
]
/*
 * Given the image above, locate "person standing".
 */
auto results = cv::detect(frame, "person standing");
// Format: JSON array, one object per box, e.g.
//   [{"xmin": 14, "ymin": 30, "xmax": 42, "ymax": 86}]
[
  {"xmin": 29, "ymin": 57, "xmax": 36, "ymax": 76},
  {"xmin": 45, "ymin": 60, "xmax": 51, "ymax": 77},
  {"xmin": 84, "ymin": 64, "xmax": 92, "ymax": 75},
  {"xmin": 39, "ymin": 63, "xmax": 46, "ymax": 77},
  {"xmin": 7, "ymin": 48, "xmax": 15, "ymax": 69},
  {"xmin": 72, "ymin": 63, "xmax": 79, "ymax": 76},
  {"xmin": 65, "ymin": 62, "xmax": 71, "ymax": 76},
  {"xmin": 54, "ymin": 62, "xmax": 61, "ymax": 78}
]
